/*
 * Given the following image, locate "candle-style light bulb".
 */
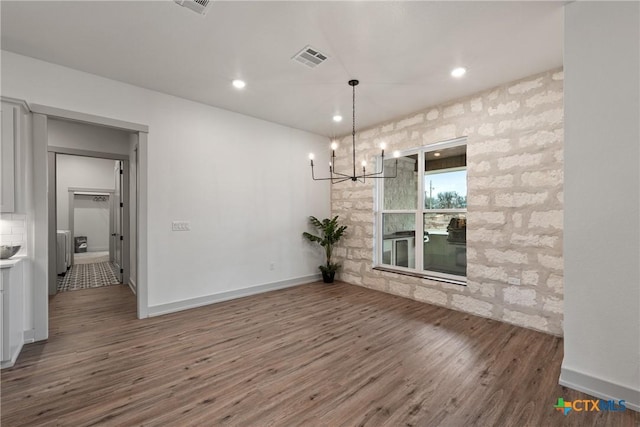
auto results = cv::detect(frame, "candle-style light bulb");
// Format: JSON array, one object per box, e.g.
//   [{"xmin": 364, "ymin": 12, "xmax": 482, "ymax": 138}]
[
  {"xmin": 380, "ymin": 142, "xmax": 387, "ymax": 150},
  {"xmin": 308, "ymin": 153, "xmax": 315, "ymax": 160},
  {"xmin": 361, "ymin": 160, "xmax": 367, "ymax": 167},
  {"xmin": 331, "ymin": 141, "xmax": 338, "ymax": 150},
  {"xmin": 393, "ymin": 151, "xmax": 401, "ymax": 158}
]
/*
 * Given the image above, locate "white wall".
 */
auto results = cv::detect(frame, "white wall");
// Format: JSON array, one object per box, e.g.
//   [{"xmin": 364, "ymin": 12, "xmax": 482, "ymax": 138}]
[
  {"xmin": 563, "ymin": 2, "xmax": 640, "ymax": 410},
  {"xmin": 48, "ymin": 118, "xmax": 131, "ymax": 156},
  {"xmin": 73, "ymin": 194, "xmax": 110, "ymax": 252},
  {"xmin": 1, "ymin": 51, "xmax": 330, "ymax": 311},
  {"xmin": 56, "ymin": 153, "xmax": 116, "ymax": 231}
]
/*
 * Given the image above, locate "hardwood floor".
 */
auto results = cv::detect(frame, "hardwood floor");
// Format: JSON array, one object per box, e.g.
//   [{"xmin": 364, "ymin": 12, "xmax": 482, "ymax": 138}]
[{"xmin": 2, "ymin": 282, "xmax": 638, "ymax": 426}]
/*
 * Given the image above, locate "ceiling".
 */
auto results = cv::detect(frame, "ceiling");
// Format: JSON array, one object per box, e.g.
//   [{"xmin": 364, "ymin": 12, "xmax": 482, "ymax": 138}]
[{"xmin": 1, "ymin": 1, "xmax": 563, "ymax": 137}]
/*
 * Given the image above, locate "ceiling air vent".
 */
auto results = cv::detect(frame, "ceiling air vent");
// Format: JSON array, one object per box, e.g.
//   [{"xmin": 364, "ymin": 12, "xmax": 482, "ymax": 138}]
[
  {"xmin": 174, "ymin": 0, "xmax": 212, "ymax": 16},
  {"xmin": 292, "ymin": 45, "xmax": 328, "ymax": 68}
]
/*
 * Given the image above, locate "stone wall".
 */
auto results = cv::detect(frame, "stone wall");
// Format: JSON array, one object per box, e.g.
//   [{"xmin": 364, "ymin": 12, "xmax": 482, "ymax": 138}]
[{"xmin": 331, "ymin": 68, "xmax": 564, "ymax": 335}]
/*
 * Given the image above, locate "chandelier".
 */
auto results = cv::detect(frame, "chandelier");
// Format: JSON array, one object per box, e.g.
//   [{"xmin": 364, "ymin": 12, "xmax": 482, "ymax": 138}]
[{"xmin": 309, "ymin": 79, "xmax": 398, "ymax": 183}]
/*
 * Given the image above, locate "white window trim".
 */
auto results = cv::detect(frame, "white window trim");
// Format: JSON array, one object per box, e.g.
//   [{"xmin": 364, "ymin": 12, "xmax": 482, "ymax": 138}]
[{"xmin": 375, "ymin": 137, "xmax": 467, "ymax": 284}]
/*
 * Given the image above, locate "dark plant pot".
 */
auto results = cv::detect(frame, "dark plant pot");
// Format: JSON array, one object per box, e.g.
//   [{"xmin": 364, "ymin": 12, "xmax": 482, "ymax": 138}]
[{"xmin": 322, "ymin": 270, "xmax": 336, "ymax": 284}]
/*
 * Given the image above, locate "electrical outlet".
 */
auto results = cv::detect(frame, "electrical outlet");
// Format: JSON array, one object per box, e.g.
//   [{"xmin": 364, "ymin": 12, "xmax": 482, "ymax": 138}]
[
  {"xmin": 171, "ymin": 221, "xmax": 191, "ymax": 231},
  {"xmin": 508, "ymin": 277, "xmax": 521, "ymax": 286}
]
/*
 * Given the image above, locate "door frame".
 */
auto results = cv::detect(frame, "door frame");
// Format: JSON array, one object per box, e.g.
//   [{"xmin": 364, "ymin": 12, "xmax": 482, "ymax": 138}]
[
  {"xmin": 50, "ymin": 149, "xmax": 129, "ymax": 295},
  {"xmin": 32, "ymin": 104, "xmax": 148, "ymax": 341}
]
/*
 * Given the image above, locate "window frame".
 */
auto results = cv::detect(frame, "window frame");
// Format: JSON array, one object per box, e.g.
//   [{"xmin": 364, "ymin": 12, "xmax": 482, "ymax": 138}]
[{"xmin": 375, "ymin": 137, "xmax": 468, "ymax": 284}]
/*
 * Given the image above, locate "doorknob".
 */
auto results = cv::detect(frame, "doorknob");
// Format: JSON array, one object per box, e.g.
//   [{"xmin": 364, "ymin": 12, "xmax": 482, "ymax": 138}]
[{"xmin": 111, "ymin": 233, "xmax": 117, "ymax": 236}]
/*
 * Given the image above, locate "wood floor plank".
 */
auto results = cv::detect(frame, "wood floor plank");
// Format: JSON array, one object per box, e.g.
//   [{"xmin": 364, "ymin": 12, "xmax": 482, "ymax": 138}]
[{"xmin": 1, "ymin": 282, "xmax": 638, "ymax": 426}]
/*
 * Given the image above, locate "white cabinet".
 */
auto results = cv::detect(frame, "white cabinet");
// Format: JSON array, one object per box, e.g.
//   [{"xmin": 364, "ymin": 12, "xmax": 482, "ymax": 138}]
[
  {"xmin": 1, "ymin": 102, "xmax": 16, "ymax": 212},
  {"xmin": 0, "ymin": 99, "xmax": 29, "ymax": 213},
  {"xmin": 1, "ymin": 259, "xmax": 25, "ymax": 368}
]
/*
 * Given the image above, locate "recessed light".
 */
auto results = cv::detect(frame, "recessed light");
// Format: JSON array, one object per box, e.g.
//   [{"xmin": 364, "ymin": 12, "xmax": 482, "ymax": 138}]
[
  {"xmin": 232, "ymin": 79, "xmax": 246, "ymax": 89},
  {"xmin": 333, "ymin": 115, "xmax": 343, "ymax": 122},
  {"xmin": 451, "ymin": 67, "xmax": 466, "ymax": 78},
  {"xmin": 434, "ymin": 152, "xmax": 441, "ymax": 157}
]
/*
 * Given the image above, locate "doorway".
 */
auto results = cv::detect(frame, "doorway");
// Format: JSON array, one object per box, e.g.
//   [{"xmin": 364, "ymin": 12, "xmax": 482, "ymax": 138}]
[
  {"xmin": 30, "ymin": 105, "xmax": 148, "ymax": 342},
  {"xmin": 54, "ymin": 154, "xmax": 129, "ymax": 293}
]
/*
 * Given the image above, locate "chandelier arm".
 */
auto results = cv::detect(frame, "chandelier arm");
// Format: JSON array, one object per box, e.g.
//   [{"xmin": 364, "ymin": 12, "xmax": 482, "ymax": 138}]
[
  {"xmin": 333, "ymin": 176, "xmax": 355, "ymax": 184},
  {"xmin": 330, "ymin": 170, "xmax": 354, "ymax": 178}
]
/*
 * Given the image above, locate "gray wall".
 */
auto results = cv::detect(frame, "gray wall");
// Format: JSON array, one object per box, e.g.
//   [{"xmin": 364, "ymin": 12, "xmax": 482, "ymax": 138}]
[
  {"xmin": 563, "ymin": 1, "xmax": 640, "ymax": 409},
  {"xmin": 56, "ymin": 154, "xmax": 116, "ymax": 231},
  {"xmin": 73, "ymin": 194, "xmax": 110, "ymax": 252}
]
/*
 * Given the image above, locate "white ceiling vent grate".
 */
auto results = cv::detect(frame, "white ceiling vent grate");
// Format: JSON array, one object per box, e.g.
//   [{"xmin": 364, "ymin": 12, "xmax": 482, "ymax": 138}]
[
  {"xmin": 292, "ymin": 46, "xmax": 328, "ymax": 68},
  {"xmin": 174, "ymin": 0, "xmax": 212, "ymax": 16}
]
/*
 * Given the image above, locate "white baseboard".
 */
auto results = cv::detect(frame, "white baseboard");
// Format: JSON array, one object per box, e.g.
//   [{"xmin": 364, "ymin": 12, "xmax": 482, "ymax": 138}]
[
  {"xmin": 23, "ymin": 329, "xmax": 35, "ymax": 344},
  {"xmin": 148, "ymin": 274, "xmax": 321, "ymax": 317},
  {"xmin": 560, "ymin": 367, "xmax": 639, "ymax": 412},
  {"xmin": 1, "ymin": 341, "xmax": 24, "ymax": 369},
  {"xmin": 128, "ymin": 278, "xmax": 137, "ymax": 295}
]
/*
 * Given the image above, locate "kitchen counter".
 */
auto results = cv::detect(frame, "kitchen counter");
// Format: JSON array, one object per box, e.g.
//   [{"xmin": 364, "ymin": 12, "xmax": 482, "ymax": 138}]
[{"xmin": 0, "ymin": 256, "xmax": 25, "ymax": 269}]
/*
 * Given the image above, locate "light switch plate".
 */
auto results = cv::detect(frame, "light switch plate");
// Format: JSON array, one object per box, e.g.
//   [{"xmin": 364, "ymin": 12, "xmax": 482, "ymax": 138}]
[{"xmin": 172, "ymin": 221, "xmax": 191, "ymax": 231}]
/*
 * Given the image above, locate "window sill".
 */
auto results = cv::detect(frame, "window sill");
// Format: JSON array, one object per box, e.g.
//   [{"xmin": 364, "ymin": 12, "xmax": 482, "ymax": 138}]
[{"xmin": 372, "ymin": 266, "xmax": 467, "ymax": 286}]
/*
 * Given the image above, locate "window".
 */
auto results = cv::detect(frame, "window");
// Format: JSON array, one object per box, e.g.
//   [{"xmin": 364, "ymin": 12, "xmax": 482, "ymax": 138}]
[{"xmin": 376, "ymin": 138, "xmax": 467, "ymax": 283}]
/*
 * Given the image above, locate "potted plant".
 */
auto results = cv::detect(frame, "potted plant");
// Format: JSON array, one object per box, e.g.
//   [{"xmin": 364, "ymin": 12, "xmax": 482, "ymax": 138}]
[{"xmin": 302, "ymin": 216, "xmax": 347, "ymax": 283}]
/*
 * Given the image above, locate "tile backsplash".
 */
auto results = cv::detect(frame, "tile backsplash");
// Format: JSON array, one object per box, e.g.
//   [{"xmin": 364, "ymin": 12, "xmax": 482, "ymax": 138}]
[{"xmin": 1, "ymin": 213, "xmax": 27, "ymax": 256}]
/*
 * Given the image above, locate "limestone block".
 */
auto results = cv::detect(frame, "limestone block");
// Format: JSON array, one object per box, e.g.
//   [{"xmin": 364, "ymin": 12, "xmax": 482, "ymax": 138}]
[
  {"xmin": 423, "ymin": 124, "xmax": 457, "ymax": 143},
  {"xmin": 485, "ymin": 249, "xmax": 528, "ymax": 264},
  {"xmin": 443, "ymin": 103, "xmax": 465, "ymax": 118},
  {"xmin": 543, "ymin": 296, "xmax": 563, "ymax": 314},
  {"xmin": 470, "ymin": 97, "xmax": 483, "ymax": 112},
  {"xmin": 382, "ymin": 123, "xmax": 394, "ymax": 133},
  {"xmin": 503, "ymin": 287, "xmax": 537, "ymax": 307},
  {"xmin": 467, "ymin": 138, "xmax": 511, "ymax": 156},
  {"xmin": 467, "ymin": 264, "xmax": 508, "ymax": 282},
  {"xmin": 468, "ymin": 194, "xmax": 489, "ymax": 207},
  {"xmin": 468, "ymin": 211, "xmax": 505, "ymax": 224},
  {"xmin": 495, "ymin": 192, "xmax": 548, "ymax": 208},
  {"xmin": 503, "ymin": 309, "xmax": 548, "ymax": 331},
  {"xmin": 526, "ymin": 91, "xmax": 563, "ymax": 108},
  {"xmin": 339, "ymin": 272, "xmax": 362, "ymax": 285},
  {"xmin": 472, "ymin": 161, "xmax": 491, "ymax": 173},
  {"xmin": 396, "ymin": 114, "xmax": 424, "ymax": 129},
  {"xmin": 467, "ymin": 280, "xmax": 496, "ymax": 298},
  {"xmin": 529, "ymin": 210, "xmax": 563, "ymax": 230},
  {"xmin": 488, "ymin": 101, "xmax": 520, "ymax": 116},
  {"xmin": 510, "ymin": 233, "xmax": 559, "ymax": 248},
  {"xmin": 510, "ymin": 108, "xmax": 563, "ymax": 130},
  {"xmin": 521, "ymin": 270, "xmax": 539, "ymax": 286},
  {"xmin": 519, "ymin": 129, "xmax": 563, "ymax": 148},
  {"xmin": 478, "ymin": 123, "xmax": 495, "ymax": 136},
  {"xmin": 497, "ymin": 153, "xmax": 543, "ymax": 170},
  {"xmin": 538, "ymin": 254, "xmax": 563, "ymax": 271},
  {"xmin": 467, "ymin": 228, "xmax": 505, "ymax": 245},
  {"xmin": 546, "ymin": 274, "xmax": 563, "ymax": 293},
  {"xmin": 426, "ymin": 109, "xmax": 439, "ymax": 121},
  {"xmin": 552, "ymin": 70, "xmax": 564, "ymax": 81},
  {"xmin": 521, "ymin": 170, "xmax": 563, "ymax": 188},
  {"xmin": 359, "ymin": 127, "xmax": 380, "ymax": 139},
  {"xmin": 469, "ymin": 174, "xmax": 514, "ymax": 189},
  {"xmin": 508, "ymin": 77, "xmax": 543, "ymax": 95},
  {"xmin": 452, "ymin": 295, "xmax": 493, "ymax": 317},
  {"xmin": 414, "ymin": 286, "xmax": 448, "ymax": 306},
  {"xmin": 389, "ymin": 281, "xmax": 412, "ymax": 297}
]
